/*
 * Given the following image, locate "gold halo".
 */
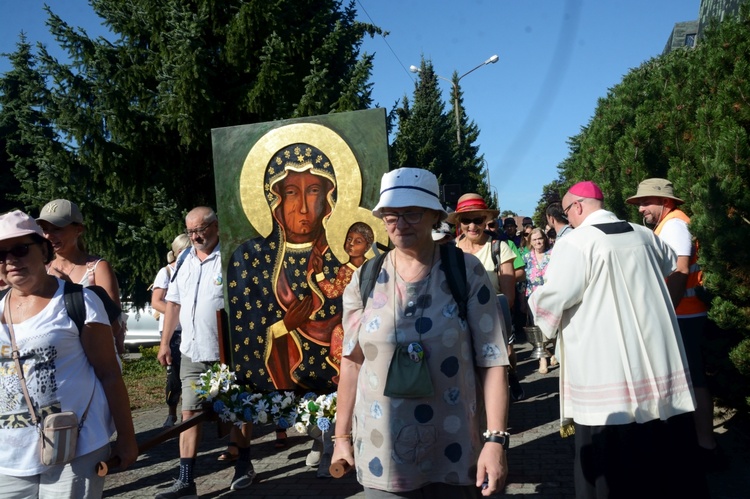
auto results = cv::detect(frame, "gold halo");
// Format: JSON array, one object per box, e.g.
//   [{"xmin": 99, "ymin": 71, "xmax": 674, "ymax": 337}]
[{"xmin": 239, "ymin": 122, "xmax": 387, "ymax": 263}]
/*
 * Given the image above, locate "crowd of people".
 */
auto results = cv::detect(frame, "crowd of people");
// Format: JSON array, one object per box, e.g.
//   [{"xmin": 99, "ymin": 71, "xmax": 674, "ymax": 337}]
[{"xmin": 0, "ymin": 169, "xmax": 723, "ymax": 498}]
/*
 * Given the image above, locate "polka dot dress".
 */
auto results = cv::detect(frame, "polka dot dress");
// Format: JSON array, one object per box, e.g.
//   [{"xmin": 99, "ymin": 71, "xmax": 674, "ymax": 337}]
[{"xmin": 341, "ymin": 252, "xmax": 508, "ymax": 492}]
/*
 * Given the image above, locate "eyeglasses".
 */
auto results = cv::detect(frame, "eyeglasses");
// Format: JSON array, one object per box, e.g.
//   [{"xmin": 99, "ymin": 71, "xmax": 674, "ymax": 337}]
[
  {"xmin": 460, "ymin": 216, "xmax": 486, "ymax": 226},
  {"xmin": 0, "ymin": 242, "xmax": 41, "ymax": 263},
  {"xmin": 486, "ymin": 222, "xmax": 497, "ymax": 229},
  {"xmin": 563, "ymin": 199, "xmax": 584, "ymax": 216},
  {"xmin": 185, "ymin": 221, "xmax": 216, "ymax": 237},
  {"xmin": 381, "ymin": 212, "xmax": 424, "ymax": 226}
]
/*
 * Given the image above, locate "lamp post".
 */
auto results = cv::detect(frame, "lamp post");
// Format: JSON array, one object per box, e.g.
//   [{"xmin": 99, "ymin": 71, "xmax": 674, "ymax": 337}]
[{"xmin": 410, "ymin": 54, "xmax": 499, "ymax": 145}]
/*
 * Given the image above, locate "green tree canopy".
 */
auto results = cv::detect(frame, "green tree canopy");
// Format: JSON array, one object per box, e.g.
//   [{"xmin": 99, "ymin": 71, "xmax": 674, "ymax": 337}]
[
  {"xmin": 391, "ymin": 58, "xmax": 489, "ymax": 208},
  {"xmin": 0, "ymin": 0, "xmax": 380, "ymax": 304},
  {"xmin": 554, "ymin": 5, "xmax": 750, "ymax": 407}
]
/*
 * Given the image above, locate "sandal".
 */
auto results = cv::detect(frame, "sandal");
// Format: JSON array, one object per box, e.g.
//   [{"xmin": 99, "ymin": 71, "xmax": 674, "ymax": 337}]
[
  {"xmin": 218, "ymin": 442, "xmax": 239, "ymax": 461},
  {"xmin": 275, "ymin": 429, "xmax": 287, "ymax": 449}
]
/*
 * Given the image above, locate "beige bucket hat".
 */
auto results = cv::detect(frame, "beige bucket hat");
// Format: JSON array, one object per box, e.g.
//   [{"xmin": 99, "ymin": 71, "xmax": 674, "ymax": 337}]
[{"xmin": 626, "ymin": 178, "xmax": 684, "ymax": 205}]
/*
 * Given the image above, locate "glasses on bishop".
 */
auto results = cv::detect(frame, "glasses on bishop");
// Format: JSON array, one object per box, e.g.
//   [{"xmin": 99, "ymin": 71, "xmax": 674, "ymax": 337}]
[
  {"xmin": 185, "ymin": 221, "xmax": 216, "ymax": 237},
  {"xmin": 381, "ymin": 211, "xmax": 424, "ymax": 226}
]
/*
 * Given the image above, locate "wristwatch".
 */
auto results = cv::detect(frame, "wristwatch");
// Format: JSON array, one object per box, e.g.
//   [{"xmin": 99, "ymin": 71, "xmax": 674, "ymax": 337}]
[{"xmin": 482, "ymin": 430, "xmax": 510, "ymax": 450}]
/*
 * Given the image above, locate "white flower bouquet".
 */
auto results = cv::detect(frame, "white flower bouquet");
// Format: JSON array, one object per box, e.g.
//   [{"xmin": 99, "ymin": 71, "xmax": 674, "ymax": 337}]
[
  {"xmin": 294, "ymin": 392, "xmax": 337, "ymax": 434},
  {"xmin": 194, "ymin": 363, "xmax": 301, "ymax": 429}
]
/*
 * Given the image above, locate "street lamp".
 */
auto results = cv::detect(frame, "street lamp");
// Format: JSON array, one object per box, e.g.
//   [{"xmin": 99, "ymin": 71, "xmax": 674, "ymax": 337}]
[{"xmin": 410, "ymin": 54, "xmax": 499, "ymax": 145}]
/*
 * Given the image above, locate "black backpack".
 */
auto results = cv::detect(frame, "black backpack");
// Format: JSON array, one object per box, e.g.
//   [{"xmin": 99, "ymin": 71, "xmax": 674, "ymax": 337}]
[
  {"xmin": 358, "ymin": 244, "xmax": 512, "ymax": 336},
  {"xmin": 359, "ymin": 244, "xmax": 469, "ymax": 320}
]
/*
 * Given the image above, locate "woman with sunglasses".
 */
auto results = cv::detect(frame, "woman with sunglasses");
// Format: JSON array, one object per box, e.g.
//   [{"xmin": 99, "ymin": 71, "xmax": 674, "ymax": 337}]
[
  {"xmin": 0, "ymin": 210, "xmax": 137, "ymax": 497},
  {"xmin": 36, "ymin": 200, "xmax": 125, "ymax": 354},
  {"xmin": 332, "ymin": 169, "xmax": 510, "ymax": 497},
  {"xmin": 448, "ymin": 194, "xmax": 529, "ymax": 401}
]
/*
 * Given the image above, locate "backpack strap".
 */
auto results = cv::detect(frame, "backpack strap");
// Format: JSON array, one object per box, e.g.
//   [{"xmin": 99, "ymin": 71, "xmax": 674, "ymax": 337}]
[
  {"xmin": 359, "ymin": 252, "xmax": 388, "ymax": 309},
  {"xmin": 490, "ymin": 239, "xmax": 501, "ymax": 273},
  {"xmin": 63, "ymin": 281, "xmax": 86, "ymax": 334},
  {"xmin": 170, "ymin": 247, "xmax": 191, "ymax": 283},
  {"xmin": 359, "ymin": 246, "xmax": 468, "ymax": 322},
  {"xmin": 439, "ymin": 244, "xmax": 468, "ymax": 321}
]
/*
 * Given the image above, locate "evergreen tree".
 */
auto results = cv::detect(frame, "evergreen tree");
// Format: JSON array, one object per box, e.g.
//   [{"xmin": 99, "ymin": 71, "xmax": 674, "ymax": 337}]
[
  {"xmin": 554, "ymin": 5, "xmax": 750, "ymax": 408},
  {"xmin": 391, "ymin": 59, "xmax": 453, "ymax": 183},
  {"xmin": 450, "ymin": 72, "xmax": 492, "ymax": 204},
  {"xmin": 391, "ymin": 58, "xmax": 490, "ymax": 206},
  {"xmin": 0, "ymin": 0, "xmax": 380, "ymax": 303}
]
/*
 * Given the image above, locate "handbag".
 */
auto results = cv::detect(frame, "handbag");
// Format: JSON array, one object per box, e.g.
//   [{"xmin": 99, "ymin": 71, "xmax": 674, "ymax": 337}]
[
  {"xmin": 4, "ymin": 292, "xmax": 94, "ymax": 466},
  {"xmin": 383, "ymin": 343, "xmax": 434, "ymax": 398}
]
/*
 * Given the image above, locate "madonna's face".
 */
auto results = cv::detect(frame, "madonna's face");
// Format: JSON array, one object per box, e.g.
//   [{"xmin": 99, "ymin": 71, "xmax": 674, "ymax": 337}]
[{"xmin": 280, "ymin": 170, "xmax": 331, "ymax": 244}]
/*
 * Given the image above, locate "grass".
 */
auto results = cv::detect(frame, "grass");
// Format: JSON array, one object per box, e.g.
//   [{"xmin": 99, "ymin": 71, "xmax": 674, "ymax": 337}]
[{"xmin": 121, "ymin": 345, "xmax": 167, "ymax": 411}]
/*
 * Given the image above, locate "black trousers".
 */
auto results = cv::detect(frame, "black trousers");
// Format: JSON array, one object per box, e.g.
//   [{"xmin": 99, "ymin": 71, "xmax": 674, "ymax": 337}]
[{"xmin": 574, "ymin": 412, "xmax": 710, "ymax": 499}]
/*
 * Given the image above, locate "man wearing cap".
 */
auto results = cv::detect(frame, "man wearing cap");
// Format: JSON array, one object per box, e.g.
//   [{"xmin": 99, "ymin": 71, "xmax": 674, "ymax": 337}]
[
  {"xmin": 521, "ymin": 217, "xmax": 534, "ymax": 239},
  {"xmin": 626, "ymin": 178, "xmax": 721, "ymax": 467},
  {"xmin": 528, "ymin": 181, "xmax": 708, "ymax": 498},
  {"xmin": 501, "ymin": 217, "xmax": 521, "ymax": 247}
]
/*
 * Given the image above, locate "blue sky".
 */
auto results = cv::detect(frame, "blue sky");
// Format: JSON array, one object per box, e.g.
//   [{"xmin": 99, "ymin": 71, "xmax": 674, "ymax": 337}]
[{"xmin": 1, "ymin": 0, "xmax": 701, "ymax": 215}]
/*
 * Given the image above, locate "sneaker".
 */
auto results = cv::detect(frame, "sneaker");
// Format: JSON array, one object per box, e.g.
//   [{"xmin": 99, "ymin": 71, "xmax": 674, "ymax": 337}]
[
  {"xmin": 508, "ymin": 373, "xmax": 525, "ymax": 401},
  {"xmin": 230, "ymin": 467, "xmax": 257, "ymax": 491},
  {"xmin": 306, "ymin": 449, "xmax": 322, "ymax": 467},
  {"xmin": 154, "ymin": 479, "xmax": 196, "ymax": 499},
  {"xmin": 163, "ymin": 415, "xmax": 178, "ymax": 428}
]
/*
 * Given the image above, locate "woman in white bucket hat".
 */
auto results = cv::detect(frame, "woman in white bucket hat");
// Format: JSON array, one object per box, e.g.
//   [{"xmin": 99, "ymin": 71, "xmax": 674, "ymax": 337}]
[{"xmin": 332, "ymin": 168, "xmax": 511, "ymax": 497}]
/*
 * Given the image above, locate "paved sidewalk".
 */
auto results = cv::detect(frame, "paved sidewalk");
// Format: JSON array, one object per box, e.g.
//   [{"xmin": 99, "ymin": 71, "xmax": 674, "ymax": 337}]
[{"xmin": 104, "ymin": 342, "xmax": 749, "ymax": 498}]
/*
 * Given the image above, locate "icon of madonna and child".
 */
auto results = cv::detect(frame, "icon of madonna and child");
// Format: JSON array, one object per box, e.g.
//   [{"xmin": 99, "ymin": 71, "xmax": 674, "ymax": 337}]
[{"xmin": 227, "ymin": 142, "xmax": 377, "ymax": 393}]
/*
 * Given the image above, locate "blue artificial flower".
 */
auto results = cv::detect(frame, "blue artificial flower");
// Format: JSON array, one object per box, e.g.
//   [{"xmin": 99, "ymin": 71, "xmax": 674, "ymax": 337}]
[
  {"xmin": 243, "ymin": 407, "xmax": 253, "ymax": 421},
  {"xmin": 317, "ymin": 417, "xmax": 331, "ymax": 432},
  {"xmin": 277, "ymin": 417, "xmax": 289, "ymax": 429},
  {"xmin": 213, "ymin": 400, "xmax": 226, "ymax": 414}
]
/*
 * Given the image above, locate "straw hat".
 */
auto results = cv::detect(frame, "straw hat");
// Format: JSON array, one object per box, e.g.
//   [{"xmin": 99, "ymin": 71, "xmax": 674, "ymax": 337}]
[
  {"xmin": 446, "ymin": 193, "xmax": 499, "ymax": 225},
  {"xmin": 626, "ymin": 178, "xmax": 684, "ymax": 205}
]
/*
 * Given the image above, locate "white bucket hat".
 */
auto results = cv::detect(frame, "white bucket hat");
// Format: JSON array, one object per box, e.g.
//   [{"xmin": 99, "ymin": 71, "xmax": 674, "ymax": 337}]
[{"xmin": 372, "ymin": 168, "xmax": 448, "ymax": 221}]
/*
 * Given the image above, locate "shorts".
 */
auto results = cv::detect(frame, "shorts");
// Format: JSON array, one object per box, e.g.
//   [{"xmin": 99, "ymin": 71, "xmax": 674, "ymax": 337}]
[{"xmin": 180, "ymin": 356, "xmax": 216, "ymax": 412}]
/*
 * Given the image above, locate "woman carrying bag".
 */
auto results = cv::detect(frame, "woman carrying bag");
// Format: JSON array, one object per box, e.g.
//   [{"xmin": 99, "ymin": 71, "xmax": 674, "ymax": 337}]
[
  {"xmin": 0, "ymin": 210, "xmax": 137, "ymax": 498},
  {"xmin": 331, "ymin": 169, "xmax": 510, "ymax": 498}
]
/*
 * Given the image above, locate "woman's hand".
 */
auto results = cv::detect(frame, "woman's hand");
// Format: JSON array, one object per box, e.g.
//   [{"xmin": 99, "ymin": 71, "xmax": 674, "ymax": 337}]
[
  {"xmin": 112, "ymin": 433, "xmax": 139, "ymax": 470},
  {"xmin": 476, "ymin": 442, "xmax": 507, "ymax": 496},
  {"xmin": 331, "ymin": 438, "xmax": 355, "ymax": 469}
]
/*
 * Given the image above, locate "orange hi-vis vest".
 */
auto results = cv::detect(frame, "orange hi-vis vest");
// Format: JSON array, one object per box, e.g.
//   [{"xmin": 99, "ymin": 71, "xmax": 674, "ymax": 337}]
[{"xmin": 655, "ymin": 209, "xmax": 707, "ymax": 316}]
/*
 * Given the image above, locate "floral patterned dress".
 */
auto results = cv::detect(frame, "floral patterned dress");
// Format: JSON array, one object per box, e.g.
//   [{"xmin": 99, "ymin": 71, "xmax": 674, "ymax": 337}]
[{"xmin": 523, "ymin": 249, "xmax": 552, "ymax": 297}]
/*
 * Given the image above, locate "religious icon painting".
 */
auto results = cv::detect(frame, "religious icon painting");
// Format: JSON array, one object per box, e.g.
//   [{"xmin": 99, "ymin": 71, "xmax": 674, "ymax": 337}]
[{"xmin": 212, "ymin": 108, "xmax": 389, "ymax": 393}]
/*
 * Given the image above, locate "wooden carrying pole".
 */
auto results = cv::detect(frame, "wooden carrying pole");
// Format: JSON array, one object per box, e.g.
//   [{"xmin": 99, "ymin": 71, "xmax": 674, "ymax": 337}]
[
  {"xmin": 329, "ymin": 459, "xmax": 353, "ymax": 478},
  {"xmin": 96, "ymin": 412, "xmax": 209, "ymax": 476},
  {"xmin": 98, "ymin": 310, "xmax": 228, "ymax": 476}
]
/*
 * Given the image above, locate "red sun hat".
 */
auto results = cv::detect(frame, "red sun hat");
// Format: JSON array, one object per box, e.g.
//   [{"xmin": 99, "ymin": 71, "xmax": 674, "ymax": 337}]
[{"xmin": 446, "ymin": 193, "xmax": 499, "ymax": 225}]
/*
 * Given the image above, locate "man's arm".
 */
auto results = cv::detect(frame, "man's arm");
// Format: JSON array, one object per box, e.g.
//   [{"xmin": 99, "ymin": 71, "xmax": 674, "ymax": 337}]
[{"xmin": 666, "ymin": 255, "xmax": 690, "ymax": 308}]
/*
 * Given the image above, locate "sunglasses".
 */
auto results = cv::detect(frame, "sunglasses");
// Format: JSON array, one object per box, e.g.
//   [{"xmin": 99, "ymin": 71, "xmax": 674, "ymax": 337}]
[
  {"xmin": 0, "ymin": 242, "xmax": 41, "ymax": 263},
  {"xmin": 460, "ymin": 217, "xmax": 486, "ymax": 226}
]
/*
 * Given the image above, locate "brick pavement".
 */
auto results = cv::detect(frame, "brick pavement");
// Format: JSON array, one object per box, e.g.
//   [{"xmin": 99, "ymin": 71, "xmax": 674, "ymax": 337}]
[{"xmin": 104, "ymin": 342, "xmax": 749, "ymax": 498}]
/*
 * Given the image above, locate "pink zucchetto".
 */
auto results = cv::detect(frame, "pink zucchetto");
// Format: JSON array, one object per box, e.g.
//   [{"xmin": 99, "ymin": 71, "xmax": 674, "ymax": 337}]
[{"xmin": 568, "ymin": 181, "xmax": 604, "ymax": 200}]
